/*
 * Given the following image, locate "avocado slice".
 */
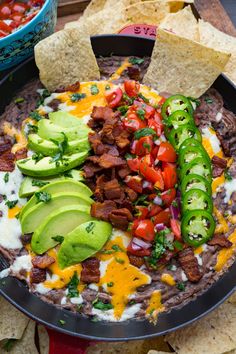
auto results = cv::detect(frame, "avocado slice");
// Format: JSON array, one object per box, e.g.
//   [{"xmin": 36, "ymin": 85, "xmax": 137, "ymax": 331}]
[
  {"xmin": 21, "ymin": 192, "xmax": 93, "ymax": 234},
  {"xmin": 49, "ymin": 111, "xmax": 84, "ymax": 128},
  {"xmin": 28, "ymin": 133, "xmax": 90, "ymax": 156},
  {"xmin": 19, "ymin": 170, "xmax": 85, "ymax": 198},
  {"xmin": 17, "ymin": 151, "xmax": 88, "ymax": 177},
  {"xmin": 37, "ymin": 119, "xmax": 89, "ymax": 142},
  {"xmin": 31, "ymin": 205, "xmax": 93, "ymax": 254},
  {"xmin": 58, "ymin": 221, "xmax": 112, "ymax": 269}
]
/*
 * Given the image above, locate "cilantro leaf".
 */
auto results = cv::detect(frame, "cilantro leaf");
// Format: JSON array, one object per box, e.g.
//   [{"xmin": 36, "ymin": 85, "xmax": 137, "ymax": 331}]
[
  {"xmin": 129, "ymin": 57, "xmax": 144, "ymax": 65},
  {"xmin": 70, "ymin": 93, "xmax": 86, "ymax": 102},
  {"xmin": 90, "ymin": 84, "xmax": 99, "ymax": 95},
  {"xmin": 52, "ymin": 235, "xmax": 64, "ymax": 243},
  {"xmin": 4, "ymin": 173, "xmax": 9, "ymax": 183},
  {"xmin": 93, "ymin": 300, "xmax": 113, "ymax": 311},
  {"xmin": 5, "ymin": 200, "xmax": 18, "ymax": 209},
  {"xmin": 67, "ymin": 272, "xmax": 80, "ymax": 298},
  {"xmin": 35, "ymin": 191, "xmax": 51, "ymax": 204},
  {"xmin": 31, "ymin": 180, "xmax": 49, "ymax": 187}
]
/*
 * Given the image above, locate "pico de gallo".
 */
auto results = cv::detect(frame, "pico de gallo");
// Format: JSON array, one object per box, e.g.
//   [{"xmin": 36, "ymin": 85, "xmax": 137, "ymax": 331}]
[
  {"xmin": 103, "ymin": 82, "xmax": 215, "ymax": 268},
  {"xmin": 0, "ymin": 0, "xmax": 45, "ymax": 38}
]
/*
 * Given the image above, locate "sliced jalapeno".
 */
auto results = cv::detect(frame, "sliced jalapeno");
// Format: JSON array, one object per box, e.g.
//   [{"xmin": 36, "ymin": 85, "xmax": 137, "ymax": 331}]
[
  {"xmin": 180, "ymin": 157, "xmax": 212, "ymax": 182},
  {"xmin": 181, "ymin": 174, "xmax": 212, "ymax": 195},
  {"xmin": 178, "ymin": 145, "xmax": 210, "ymax": 166},
  {"xmin": 179, "ymin": 138, "xmax": 206, "ymax": 153},
  {"xmin": 169, "ymin": 124, "xmax": 202, "ymax": 151},
  {"xmin": 164, "ymin": 110, "xmax": 194, "ymax": 138},
  {"xmin": 182, "ymin": 189, "xmax": 213, "ymax": 213},
  {"xmin": 161, "ymin": 95, "xmax": 193, "ymax": 120},
  {"xmin": 181, "ymin": 210, "xmax": 215, "ymax": 247}
]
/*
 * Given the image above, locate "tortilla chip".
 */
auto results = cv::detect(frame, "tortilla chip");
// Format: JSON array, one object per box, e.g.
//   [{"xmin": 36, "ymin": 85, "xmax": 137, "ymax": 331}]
[
  {"xmin": 37, "ymin": 325, "xmax": 49, "ymax": 354},
  {"xmin": 143, "ymin": 28, "xmax": 230, "ymax": 98},
  {"xmin": 166, "ymin": 303, "xmax": 236, "ymax": 354},
  {"xmin": 103, "ymin": 0, "xmax": 193, "ymax": 12},
  {"xmin": 0, "ymin": 297, "xmax": 29, "ymax": 341},
  {"xmin": 65, "ymin": 1, "xmax": 170, "ymax": 35},
  {"xmin": 1, "ymin": 321, "xmax": 38, "ymax": 354},
  {"xmin": 82, "ymin": 0, "xmax": 107, "ymax": 18},
  {"xmin": 228, "ymin": 291, "xmax": 236, "ymax": 304},
  {"xmin": 34, "ymin": 27, "xmax": 100, "ymax": 92},
  {"xmin": 148, "ymin": 352, "xmax": 174, "ymax": 354},
  {"xmin": 160, "ymin": 6, "xmax": 199, "ymax": 41},
  {"xmin": 198, "ymin": 19, "xmax": 236, "ymax": 84}
]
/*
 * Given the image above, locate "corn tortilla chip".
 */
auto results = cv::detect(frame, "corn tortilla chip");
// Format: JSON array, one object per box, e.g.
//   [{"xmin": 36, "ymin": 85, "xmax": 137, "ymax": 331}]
[
  {"xmin": 160, "ymin": 6, "xmax": 199, "ymax": 41},
  {"xmin": 228, "ymin": 291, "xmax": 236, "ymax": 304},
  {"xmin": 103, "ymin": 0, "xmax": 193, "ymax": 12},
  {"xmin": 148, "ymin": 352, "xmax": 175, "ymax": 354},
  {"xmin": 198, "ymin": 19, "xmax": 236, "ymax": 84},
  {"xmin": 0, "ymin": 297, "xmax": 29, "ymax": 341},
  {"xmin": 1, "ymin": 320, "xmax": 38, "ymax": 354},
  {"xmin": 34, "ymin": 27, "xmax": 100, "ymax": 92},
  {"xmin": 143, "ymin": 28, "xmax": 230, "ymax": 98},
  {"xmin": 166, "ymin": 303, "xmax": 236, "ymax": 354},
  {"xmin": 65, "ymin": 1, "xmax": 170, "ymax": 35},
  {"xmin": 82, "ymin": 0, "xmax": 107, "ymax": 18},
  {"xmin": 37, "ymin": 325, "xmax": 49, "ymax": 354}
]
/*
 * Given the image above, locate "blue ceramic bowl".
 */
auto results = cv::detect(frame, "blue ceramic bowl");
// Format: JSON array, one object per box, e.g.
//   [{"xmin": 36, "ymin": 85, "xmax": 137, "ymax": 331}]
[{"xmin": 0, "ymin": 0, "xmax": 58, "ymax": 71}]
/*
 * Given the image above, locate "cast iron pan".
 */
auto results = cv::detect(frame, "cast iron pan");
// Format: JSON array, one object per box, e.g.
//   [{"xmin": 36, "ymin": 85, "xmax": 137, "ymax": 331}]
[{"xmin": 1, "ymin": 35, "xmax": 236, "ymax": 347}]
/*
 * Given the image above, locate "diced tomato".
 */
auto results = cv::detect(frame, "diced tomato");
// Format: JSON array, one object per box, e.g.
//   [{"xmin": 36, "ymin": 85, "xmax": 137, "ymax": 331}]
[
  {"xmin": 161, "ymin": 188, "xmax": 176, "ymax": 206},
  {"xmin": 127, "ymin": 157, "xmax": 141, "ymax": 172},
  {"xmin": 0, "ymin": 4, "xmax": 11, "ymax": 19},
  {"xmin": 0, "ymin": 29, "xmax": 7, "ymax": 37},
  {"xmin": 151, "ymin": 145, "xmax": 159, "ymax": 160},
  {"xmin": 105, "ymin": 87, "xmax": 123, "ymax": 108},
  {"xmin": 10, "ymin": 12, "xmax": 23, "ymax": 23},
  {"xmin": 134, "ymin": 220, "xmax": 155, "ymax": 241},
  {"xmin": 142, "ymin": 180, "xmax": 153, "ymax": 193},
  {"xmin": 135, "ymin": 136, "xmax": 154, "ymax": 156},
  {"xmin": 124, "ymin": 80, "xmax": 140, "ymax": 97},
  {"xmin": 0, "ymin": 20, "xmax": 11, "ymax": 33},
  {"xmin": 135, "ymin": 206, "xmax": 149, "ymax": 220},
  {"xmin": 158, "ymin": 97, "xmax": 166, "ymax": 107},
  {"xmin": 125, "ymin": 175, "xmax": 143, "ymax": 193},
  {"xmin": 148, "ymin": 204, "xmax": 162, "ymax": 218},
  {"xmin": 170, "ymin": 219, "xmax": 181, "ymax": 240},
  {"xmin": 140, "ymin": 158, "xmax": 164, "ymax": 190},
  {"xmin": 157, "ymin": 142, "xmax": 176, "ymax": 162},
  {"xmin": 133, "ymin": 100, "xmax": 155, "ymax": 119},
  {"xmin": 130, "ymin": 219, "xmax": 139, "ymax": 233},
  {"xmin": 152, "ymin": 209, "xmax": 171, "ymax": 226},
  {"xmin": 162, "ymin": 162, "xmax": 177, "ymax": 189},
  {"xmin": 123, "ymin": 114, "xmax": 146, "ymax": 132},
  {"xmin": 127, "ymin": 241, "xmax": 151, "ymax": 257},
  {"xmin": 12, "ymin": 3, "xmax": 29, "ymax": 14}
]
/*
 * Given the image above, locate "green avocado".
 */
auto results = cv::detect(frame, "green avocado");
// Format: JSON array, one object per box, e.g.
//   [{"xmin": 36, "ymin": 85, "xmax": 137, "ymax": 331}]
[
  {"xmin": 28, "ymin": 133, "xmax": 90, "ymax": 156},
  {"xmin": 20, "ymin": 180, "xmax": 92, "ymax": 220},
  {"xmin": 17, "ymin": 151, "xmax": 88, "ymax": 177},
  {"xmin": 21, "ymin": 192, "xmax": 93, "ymax": 234},
  {"xmin": 58, "ymin": 221, "xmax": 112, "ymax": 269},
  {"xmin": 18, "ymin": 170, "xmax": 85, "ymax": 198},
  {"xmin": 37, "ymin": 119, "xmax": 89, "ymax": 142},
  {"xmin": 31, "ymin": 205, "xmax": 94, "ymax": 254},
  {"xmin": 49, "ymin": 111, "xmax": 85, "ymax": 128}
]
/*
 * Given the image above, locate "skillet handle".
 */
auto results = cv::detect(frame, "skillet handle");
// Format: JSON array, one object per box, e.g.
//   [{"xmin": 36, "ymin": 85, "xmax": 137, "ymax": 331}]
[
  {"xmin": 47, "ymin": 328, "xmax": 97, "ymax": 354},
  {"xmin": 118, "ymin": 24, "xmax": 157, "ymax": 38}
]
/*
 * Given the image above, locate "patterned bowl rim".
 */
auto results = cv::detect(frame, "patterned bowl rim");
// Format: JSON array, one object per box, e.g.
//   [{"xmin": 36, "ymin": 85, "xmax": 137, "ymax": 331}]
[{"xmin": 0, "ymin": 0, "xmax": 52, "ymax": 44}]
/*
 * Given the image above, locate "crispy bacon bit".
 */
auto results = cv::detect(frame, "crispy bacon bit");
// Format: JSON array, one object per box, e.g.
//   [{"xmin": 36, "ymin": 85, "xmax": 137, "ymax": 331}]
[
  {"xmin": 211, "ymin": 155, "xmax": 227, "ymax": 177},
  {"xmin": 125, "ymin": 187, "xmax": 138, "ymax": 202},
  {"xmin": 30, "ymin": 267, "xmax": 46, "ymax": 284},
  {"xmin": 15, "ymin": 148, "xmax": 28, "ymax": 160},
  {"xmin": 32, "ymin": 254, "xmax": 55, "ymax": 269},
  {"xmin": 91, "ymin": 200, "xmax": 117, "ymax": 221},
  {"xmin": 55, "ymin": 81, "xmax": 80, "ymax": 93},
  {"xmin": 128, "ymin": 65, "xmax": 141, "ymax": 81},
  {"xmin": 81, "ymin": 257, "xmax": 100, "ymax": 284},
  {"xmin": 91, "ymin": 106, "xmax": 114, "ymax": 121},
  {"xmin": 88, "ymin": 132, "xmax": 106, "ymax": 155},
  {"xmin": 118, "ymin": 165, "xmax": 131, "ymax": 179},
  {"xmin": 99, "ymin": 154, "xmax": 125, "ymax": 169},
  {"xmin": 104, "ymin": 179, "xmax": 123, "ymax": 200},
  {"xmin": 0, "ymin": 151, "xmax": 15, "ymax": 172},
  {"xmin": 109, "ymin": 208, "xmax": 133, "ymax": 230},
  {"xmin": 83, "ymin": 162, "xmax": 103, "ymax": 178},
  {"xmin": 178, "ymin": 247, "xmax": 202, "ymax": 283},
  {"xmin": 128, "ymin": 254, "xmax": 144, "ymax": 268},
  {"xmin": 0, "ymin": 141, "xmax": 12, "ymax": 153},
  {"xmin": 208, "ymin": 234, "xmax": 232, "ymax": 248}
]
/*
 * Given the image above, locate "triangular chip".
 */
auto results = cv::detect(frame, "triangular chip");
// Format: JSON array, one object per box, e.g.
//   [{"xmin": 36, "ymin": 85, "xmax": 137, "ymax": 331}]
[
  {"xmin": 103, "ymin": 0, "xmax": 193, "ymax": 12},
  {"xmin": 38, "ymin": 325, "xmax": 49, "ymax": 354},
  {"xmin": 34, "ymin": 28, "xmax": 100, "ymax": 92},
  {"xmin": 143, "ymin": 28, "xmax": 230, "ymax": 98},
  {"xmin": 199, "ymin": 19, "xmax": 236, "ymax": 84},
  {"xmin": 82, "ymin": 0, "xmax": 107, "ymax": 19}
]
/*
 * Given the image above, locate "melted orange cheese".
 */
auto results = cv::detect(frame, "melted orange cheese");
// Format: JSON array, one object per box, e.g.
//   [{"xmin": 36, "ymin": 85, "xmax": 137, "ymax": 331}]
[
  {"xmin": 97, "ymin": 236, "xmax": 150, "ymax": 319},
  {"xmin": 108, "ymin": 58, "xmax": 132, "ymax": 81},
  {"xmin": 194, "ymin": 245, "xmax": 204, "ymax": 255},
  {"xmin": 215, "ymin": 229, "xmax": 236, "ymax": 271},
  {"xmin": 146, "ymin": 290, "xmax": 164, "ymax": 320},
  {"xmin": 228, "ymin": 215, "xmax": 236, "ymax": 225},
  {"xmin": 8, "ymin": 206, "xmax": 21, "ymax": 219},
  {"xmin": 161, "ymin": 273, "xmax": 176, "ymax": 286},
  {"xmin": 212, "ymin": 175, "xmax": 225, "ymax": 194},
  {"xmin": 214, "ymin": 207, "xmax": 229, "ymax": 234},
  {"xmin": 3, "ymin": 122, "xmax": 27, "ymax": 153},
  {"xmin": 202, "ymin": 128, "xmax": 223, "ymax": 159}
]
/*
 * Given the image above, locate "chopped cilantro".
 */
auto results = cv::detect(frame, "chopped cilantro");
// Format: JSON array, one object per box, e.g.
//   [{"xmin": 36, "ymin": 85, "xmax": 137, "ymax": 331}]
[
  {"xmin": 90, "ymin": 84, "xmax": 99, "ymax": 95},
  {"xmin": 134, "ymin": 128, "xmax": 156, "ymax": 140},
  {"xmin": 204, "ymin": 97, "xmax": 213, "ymax": 104},
  {"xmin": 173, "ymin": 240, "xmax": 183, "ymax": 251},
  {"xmin": 4, "ymin": 172, "xmax": 9, "ymax": 183},
  {"xmin": 105, "ymin": 84, "xmax": 111, "ymax": 90},
  {"xmin": 35, "ymin": 191, "xmax": 51, "ymax": 204},
  {"xmin": 146, "ymin": 228, "xmax": 174, "ymax": 269},
  {"xmin": 224, "ymin": 168, "xmax": 233, "ymax": 181},
  {"xmin": 101, "ymin": 249, "xmax": 114, "ymax": 255},
  {"xmin": 27, "ymin": 123, "xmax": 38, "ymax": 133},
  {"xmin": 176, "ymin": 282, "xmax": 185, "ymax": 291},
  {"xmin": 59, "ymin": 319, "xmax": 66, "ymax": 325},
  {"xmin": 70, "ymin": 93, "xmax": 86, "ymax": 102},
  {"xmin": 129, "ymin": 57, "xmax": 145, "ymax": 65},
  {"xmin": 29, "ymin": 111, "xmax": 43, "ymax": 121},
  {"xmin": 50, "ymin": 133, "xmax": 69, "ymax": 166},
  {"xmin": 122, "ymin": 93, "xmax": 135, "ymax": 105},
  {"xmin": 129, "ymin": 300, "xmax": 136, "ymax": 305},
  {"xmin": 93, "ymin": 300, "xmax": 113, "ymax": 311},
  {"xmin": 85, "ymin": 221, "xmax": 95, "ymax": 233},
  {"xmin": 36, "ymin": 89, "xmax": 51, "ymax": 107},
  {"xmin": 52, "ymin": 235, "xmax": 64, "ymax": 243},
  {"xmin": 31, "ymin": 180, "xmax": 49, "ymax": 187},
  {"xmin": 112, "ymin": 244, "xmax": 124, "ymax": 252},
  {"xmin": 125, "ymin": 153, "xmax": 135, "ymax": 160},
  {"xmin": 143, "ymin": 142, "xmax": 151, "ymax": 151},
  {"xmin": 67, "ymin": 272, "xmax": 80, "ymax": 298},
  {"xmin": 32, "ymin": 152, "xmax": 44, "ymax": 163},
  {"xmin": 171, "ymin": 200, "xmax": 178, "ymax": 208},
  {"xmin": 134, "ymin": 194, "xmax": 149, "ymax": 206},
  {"xmin": 14, "ymin": 97, "xmax": 24, "ymax": 104},
  {"xmin": 115, "ymin": 257, "xmax": 125, "ymax": 264},
  {"xmin": 137, "ymin": 109, "xmax": 145, "ymax": 120},
  {"xmin": 107, "ymin": 282, "xmax": 114, "ymax": 287},
  {"xmin": 188, "ymin": 97, "xmax": 200, "ymax": 107},
  {"xmin": 118, "ymin": 105, "xmax": 129, "ymax": 115},
  {"xmin": 138, "ymin": 93, "xmax": 150, "ymax": 103},
  {"xmin": 5, "ymin": 200, "xmax": 18, "ymax": 209}
]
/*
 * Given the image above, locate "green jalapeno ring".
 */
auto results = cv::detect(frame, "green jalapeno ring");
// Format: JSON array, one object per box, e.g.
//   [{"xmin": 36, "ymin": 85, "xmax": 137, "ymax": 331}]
[
  {"xmin": 180, "ymin": 157, "xmax": 212, "ymax": 183},
  {"xmin": 178, "ymin": 145, "xmax": 211, "ymax": 167},
  {"xmin": 179, "ymin": 138, "xmax": 206, "ymax": 153},
  {"xmin": 182, "ymin": 188, "xmax": 213, "ymax": 214},
  {"xmin": 169, "ymin": 124, "xmax": 202, "ymax": 151},
  {"xmin": 180, "ymin": 173, "xmax": 212, "ymax": 195},
  {"xmin": 181, "ymin": 209, "xmax": 215, "ymax": 247},
  {"xmin": 161, "ymin": 95, "xmax": 194, "ymax": 120},
  {"xmin": 165, "ymin": 110, "xmax": 194, "ymax": 129}
]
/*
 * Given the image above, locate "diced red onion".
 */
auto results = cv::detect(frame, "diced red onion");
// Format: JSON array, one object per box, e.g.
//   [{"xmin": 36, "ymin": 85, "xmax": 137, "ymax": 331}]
[
  {"xmin": 143, "ymin": 180, "xmax": 150, "ymax": 188},
  {"xmin": 154, "ymin": 140, "xmax": 161, "ymax": 145},
  {"xmin": 155, "ymin": 223, "xmax": 165, "ymax": 232},
  {"xmin": 159, "ymin": 92, "xmax": 172, "ymax": 98},
  {"xmin": 131, "ymin": 242, "xmax": 142, "ymax": 251},
  {"xmin": 153, "ymin": 196, "xmax": 162, "ymax": 205},
  {"xmin": 133, "ymin": 237, "xmax": 152, "ymax": 249},
  {"xmin": 170, "ymin": 202, "xmax": 180, "ymax": 220}
]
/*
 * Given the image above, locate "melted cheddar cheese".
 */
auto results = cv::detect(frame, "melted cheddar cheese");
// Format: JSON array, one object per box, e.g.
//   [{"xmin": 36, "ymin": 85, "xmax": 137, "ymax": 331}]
[
  {"xmin": 194, "ymin": 245, "xmax": 204, "ymax": 255},
  {"xmin": 146, "ymin": 290, "xmax": 164, "ymax": 320},
  {"xmin": 202, "ymin": 127, "xmax": 223, "ymax": 159},
  {"xmin": 161, "ymin": 273, "xmax": 176, "ymax": 286},
  {"xmin": 8, "ymin": 206, "xmax": 21, "ymax": 219},
  {"xmin": 108, "ymin": 58, "xmax": 132, "ymax": 81},
  {"xmin": 214, "ymin": 207, "xmax": 229, "ymax": 234},
  {"xmin": 215, "ymin": 229, "xmax": 236, "ymax": 271},
  {"xmin": 3, "ymin": 122, "xmax": 27, "ymax": 153}
]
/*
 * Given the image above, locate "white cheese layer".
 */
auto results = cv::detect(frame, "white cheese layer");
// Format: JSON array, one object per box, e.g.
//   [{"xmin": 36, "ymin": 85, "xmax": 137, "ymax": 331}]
[
  {"xmin": 92, "ymin": 303, "xmax": 141, "ymax": 322},
  {"xmin": 224, "ymin": 179, "xmax": 236, "ymax": 203},
  {"xmin": 202, "ymin": 127, "xmax": 221, "ymax": 154}
]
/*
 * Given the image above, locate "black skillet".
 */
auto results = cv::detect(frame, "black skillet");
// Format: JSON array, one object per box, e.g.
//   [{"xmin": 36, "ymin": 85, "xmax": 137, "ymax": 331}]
[{"xmin": 0, "ymin": 35, "xmax": 236, "ymax": 349}]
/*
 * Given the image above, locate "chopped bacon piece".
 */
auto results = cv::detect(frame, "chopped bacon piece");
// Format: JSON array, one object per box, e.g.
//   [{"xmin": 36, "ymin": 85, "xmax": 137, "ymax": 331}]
[
  {"xmin": 91, "ymin": 200, "xmax": 116, "ymax": 221},
  {"xmin": 91, "ymin": 106, "xmax": 114, "ymax": 122},
  {"xmin": 99, "ymin": 154, "xmax": 125, "ymax": 169},
  {"xmin": 32, "ymin": 254, "xmax": 55, "ymax": 269},
  {"xmin": 128, "ymin": 254, "xmax": 144, "ymax": 268},
  {"xmin": 88, "ymin": 132, "xmax": 106, "ymax": 155},
  {"xmin": 125, "ymin": 187, "xmax": 138, "ymax": 202},
  {"xmin": 30, "ymin": 267, "xmax": 46, "ymax": 284},
  {"xmin": 83, "ymin": 162, "xmax": 103, "ymax": 178},
  {"xmin": 211, "ymin": 155, "xmax": 227, "ymax": 177},
  {"xmin": 0, "ymin": 141, "xmax": 12, "ymax": 153},
  {"xmin": 15, "ymin": 148, "xmax": 28, "ymax": 160},
  {"xmin": 178, "ymin": 247, "xmax": 202, "ymax": 283},
  {"xmin": 104, "ymin": 179, "xmax": 123, "ymax": 200},
  {"xmin": 81, "ymin": 257, "xmax": 100, "ymax": 284},
  {"xmin": 55, "ymin": 81, "xmax": 80, "ymax": 93},
  {"xmin": 0, "ymin": 151, "xmax": 15, "ymax": 172},
  {"xmin": 109, "ymin": 208, "xmax": 133, "ymax": 230},
  {"xmin": 127, "ymin": 66, "xmax": 141, "ymax": 81},
  {"xmin": 208, "ymin": 234, "xmax": 232, "ymax": 248},
  {"xmin": 118, "ymin": 165, "xmax": 131, "ymax": 179}
]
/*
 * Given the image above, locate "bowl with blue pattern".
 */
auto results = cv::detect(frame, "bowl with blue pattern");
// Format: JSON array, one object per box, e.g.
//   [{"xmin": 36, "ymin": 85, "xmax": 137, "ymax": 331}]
[{"xmin": 0, "ymin": 0, "xmax": 58, "ymax": 71}]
